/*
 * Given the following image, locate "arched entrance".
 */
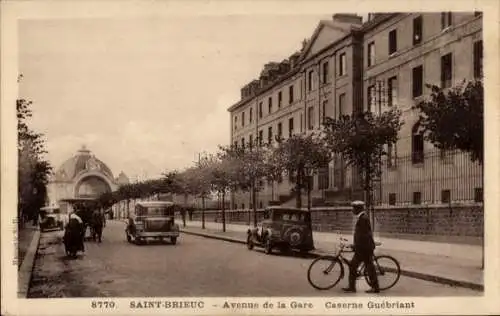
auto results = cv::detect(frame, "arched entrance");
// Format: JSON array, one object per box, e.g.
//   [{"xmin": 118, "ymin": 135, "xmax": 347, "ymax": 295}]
[{"xmin": 74, "ymin": 175, "xmax": 112, "ymax": 199}]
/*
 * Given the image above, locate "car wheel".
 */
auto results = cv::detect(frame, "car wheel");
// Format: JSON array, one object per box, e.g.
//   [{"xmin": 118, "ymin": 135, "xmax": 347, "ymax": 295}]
[
  {"xmin": 264, "ymin": 236, "xmax": 272, "ymax": 255},
  {"xmin": 246, "ymin": 234, "xmax": 254, "ymax": 250},
  {"xmin": 171, "ymin": 237, "xmax": 177, "ymax": 245}
]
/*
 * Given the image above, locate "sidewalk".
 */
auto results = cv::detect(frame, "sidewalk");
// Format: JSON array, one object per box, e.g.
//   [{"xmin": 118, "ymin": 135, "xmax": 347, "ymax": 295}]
[
  {"xmin": 17, "ymin": 222, "xmax": 41, "ymax": 298},
  {"xmin": 18, "ymin": 223, "xmax": 38, "ymax": 269},
  {"xmin": 180, "ymin": 221, "xmax": 484, "ymax": 291}
]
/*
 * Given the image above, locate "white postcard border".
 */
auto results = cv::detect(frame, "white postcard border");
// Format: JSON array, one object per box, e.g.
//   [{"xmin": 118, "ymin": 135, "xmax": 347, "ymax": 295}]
[{"xmin": 2, "ymin": 0, "xmax": 499, "ymax": 315}]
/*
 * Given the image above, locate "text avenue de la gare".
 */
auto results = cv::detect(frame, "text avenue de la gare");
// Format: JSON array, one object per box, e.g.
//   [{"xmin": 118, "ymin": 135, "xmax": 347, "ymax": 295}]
[{"xmin": 128, "ymin": 300, "xmax": 415, "ymax": 310}]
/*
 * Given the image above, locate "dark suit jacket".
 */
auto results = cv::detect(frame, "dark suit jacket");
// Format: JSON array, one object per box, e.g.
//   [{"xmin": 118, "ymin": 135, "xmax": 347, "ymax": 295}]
[{"xmin": 353, "ymin": 212, "xmax": 375, "ymax": 256}]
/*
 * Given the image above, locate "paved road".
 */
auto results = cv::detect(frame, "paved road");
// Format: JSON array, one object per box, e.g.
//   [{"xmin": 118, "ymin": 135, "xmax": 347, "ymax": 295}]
[{"xmin": 28, "ymin": 220, "xmax": 481, "ymax": 297}]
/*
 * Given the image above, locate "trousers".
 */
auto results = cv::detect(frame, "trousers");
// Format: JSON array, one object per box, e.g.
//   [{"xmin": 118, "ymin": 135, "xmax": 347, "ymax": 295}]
[{"xmin": 348, "ymin": 251, "xmax": 379, "ymax": 290}]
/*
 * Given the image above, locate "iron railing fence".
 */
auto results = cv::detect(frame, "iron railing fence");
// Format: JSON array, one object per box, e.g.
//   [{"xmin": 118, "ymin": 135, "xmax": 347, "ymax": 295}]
[{"xmin": 373, "ymin": 149, "xmax": 483, "ymax": 206}]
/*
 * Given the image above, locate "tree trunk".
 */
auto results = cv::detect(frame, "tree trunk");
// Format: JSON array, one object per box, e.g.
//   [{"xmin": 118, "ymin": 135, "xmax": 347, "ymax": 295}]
[
  {"xmin": 363, "ymin": 162, "xmax": 375, "ymax": 233},
  {"xmin": 183, "ymin": 194, "xmax": 188, "ymax": 227},
  {"xmin": 271, "ymin": 180, "xmax": 275, "ymax": 201},
  {"xmin": 248, "ymin": 191, "xmax": 252, "ymax": 226},
  {"xmin": 307, "ymin": 176, "xmax": 312, "ymax": 211},
  {"xmin": 222, "ymin": 191, "xmax": 226, "ymax": 232},
  {"xmin": 252, "ymin": 182, "xmax": 257, "ymax": 227},
  {"xmin": 295, "ymin": 169, "xmax": 303, "ymax": 209},
  {"xmin": 201, "ymin": 196, "xmax": 206, "ymax": 229}
]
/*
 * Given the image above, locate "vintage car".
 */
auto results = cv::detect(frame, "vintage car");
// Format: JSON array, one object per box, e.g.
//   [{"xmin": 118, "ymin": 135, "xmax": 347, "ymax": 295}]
[
  {"xmin": 125, "ymin": 201, "xmax": 180, "ymax": 245},
  {"xmin": 39, "ymin": 206, "xmax": 64, "ymax": 232},
  {"xmin": 246, "ymin": 207, "xmax": 315, "ymax": 254}
]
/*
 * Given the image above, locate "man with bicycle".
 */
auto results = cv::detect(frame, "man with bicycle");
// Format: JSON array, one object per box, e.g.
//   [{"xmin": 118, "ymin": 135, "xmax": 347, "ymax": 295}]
[{"xmin": 343, "ymin": 200, "xmax": 380, "ymax": 293}]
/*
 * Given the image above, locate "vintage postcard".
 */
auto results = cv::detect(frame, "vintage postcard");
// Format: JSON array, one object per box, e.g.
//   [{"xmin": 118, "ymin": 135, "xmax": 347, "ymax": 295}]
[{"xmin": 2, "ymin": 0, "xmax": 499, "ymax": 315}]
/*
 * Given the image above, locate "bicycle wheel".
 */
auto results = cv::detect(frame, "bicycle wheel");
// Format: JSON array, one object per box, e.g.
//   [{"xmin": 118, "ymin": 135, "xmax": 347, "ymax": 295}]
[
  {"xmin": 307, "ymin": 256, "xmax": 344, "ymax": 290},
  {"xmin": 364, "ymin": 255, "xmax": 401, "ymax": 291}
]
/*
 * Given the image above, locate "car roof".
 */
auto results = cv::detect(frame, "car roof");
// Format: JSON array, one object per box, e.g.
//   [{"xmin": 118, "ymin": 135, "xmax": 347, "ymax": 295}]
[{"xmin": 136, "ymin": 201, "xmax": 175, "ymax": 208}]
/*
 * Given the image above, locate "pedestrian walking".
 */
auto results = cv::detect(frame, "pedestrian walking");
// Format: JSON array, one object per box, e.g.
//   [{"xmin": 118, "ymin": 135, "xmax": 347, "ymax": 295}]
[
  {"xmin": 65, "ymin": 211, "xmax": 86, "ymax": 253},
  {"xmin": 342, "ymin": 200, "xmax": 380, "ymax": 293}
]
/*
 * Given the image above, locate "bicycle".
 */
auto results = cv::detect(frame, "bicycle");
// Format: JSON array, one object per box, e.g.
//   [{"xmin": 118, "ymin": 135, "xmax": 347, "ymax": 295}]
[{"xmin": 307, "ymin": 237, "xmax": 401, "ymax": 291}]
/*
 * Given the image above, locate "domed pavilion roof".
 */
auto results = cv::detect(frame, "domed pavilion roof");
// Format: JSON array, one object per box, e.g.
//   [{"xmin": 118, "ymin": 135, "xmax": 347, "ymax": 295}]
[{"xmin": 54, "ymin": 145, "xmax": 114, "ymax": 181}]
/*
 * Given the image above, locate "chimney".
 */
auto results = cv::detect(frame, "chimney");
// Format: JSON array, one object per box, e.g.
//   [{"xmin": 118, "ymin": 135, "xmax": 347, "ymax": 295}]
[
  {"xmin": 279, "ymin": 60, "xmax": 291, "ymax": 74},
  {"xmin": 241, "ymin": 86, "xmax": 248, "ymax": 99},
  {"xmin": 367, "ymin": 13, "xmax": 390, "ymax": 22},
  {"xmin": 289, "ymin": 52, "xmax": 301, "ymax": 69},
  {"xmin": 249, "ymin": 80, "xmax": 259, "ymax": 95},
  {"xmin": 332, "ymin": 13, "xmax": 363, "ymax": 27}
]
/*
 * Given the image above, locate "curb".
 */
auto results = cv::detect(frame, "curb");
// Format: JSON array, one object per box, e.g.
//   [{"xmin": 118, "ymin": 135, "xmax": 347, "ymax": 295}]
[
  {"xmin": 181, "ymin": 229, "xmax": 484, "ymax": 291},
  {"xmin": 18, "ymin": 229, "xmax": 41, "ymax": 298}
]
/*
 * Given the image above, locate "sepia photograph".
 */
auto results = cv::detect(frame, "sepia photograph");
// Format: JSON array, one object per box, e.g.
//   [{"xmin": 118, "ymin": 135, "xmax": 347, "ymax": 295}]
[{"xmin": 2, "ymin": 1, "xmax": 499, "ymax": 315}]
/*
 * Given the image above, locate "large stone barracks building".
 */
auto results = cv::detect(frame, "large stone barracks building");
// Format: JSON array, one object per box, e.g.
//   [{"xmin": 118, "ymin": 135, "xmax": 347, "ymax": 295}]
[{"xmin": 228, "ymin": 12, "xmax": 483, "ymax": 209}]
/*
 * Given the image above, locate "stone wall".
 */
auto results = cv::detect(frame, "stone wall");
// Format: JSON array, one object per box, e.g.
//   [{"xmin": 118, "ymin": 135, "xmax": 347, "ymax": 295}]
[{"xmin": 187, "ymin": 204, "xmax": 483, "ymax": 237}]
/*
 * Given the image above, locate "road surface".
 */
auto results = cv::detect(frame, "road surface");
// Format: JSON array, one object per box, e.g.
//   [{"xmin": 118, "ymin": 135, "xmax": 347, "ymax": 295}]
[{"xmin": 28, "ymin": 220, "xmax": 481, "ymax": 297}]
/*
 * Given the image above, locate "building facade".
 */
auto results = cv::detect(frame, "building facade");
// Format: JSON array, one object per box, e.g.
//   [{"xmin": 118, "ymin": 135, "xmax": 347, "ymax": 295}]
[
  {"xmin": 228, "ymin": 12, "xmax": 483, "ymax": 209},
  {"xmin": 46, "ymin": 145, "xmax": 130, "ymax": 214},
  {"xmin": 363, "ymin": 12, "xmax": 483, "ymax": 205}
]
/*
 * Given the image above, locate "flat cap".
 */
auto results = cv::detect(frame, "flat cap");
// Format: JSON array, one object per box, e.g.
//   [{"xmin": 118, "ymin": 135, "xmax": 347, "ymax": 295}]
[{"xmin": 351, "ymin": 200, "xmax": 365, "ymax": 206}]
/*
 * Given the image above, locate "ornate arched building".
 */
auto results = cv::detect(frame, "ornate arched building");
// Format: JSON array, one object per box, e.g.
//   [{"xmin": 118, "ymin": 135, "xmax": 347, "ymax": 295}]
[{"xmin": 46, "ymin": 145, "xmax": 129, "ymax": 213}]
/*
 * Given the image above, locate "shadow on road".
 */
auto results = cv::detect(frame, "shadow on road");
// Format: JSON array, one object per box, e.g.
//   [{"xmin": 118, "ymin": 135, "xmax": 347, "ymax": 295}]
[
  {"xmin": 249, "ymin": 248, "xmax": 320, "ymax": 259},
  {"xmin": 127, "ymin": 241, "xmax": 178, "ymax": 246}
]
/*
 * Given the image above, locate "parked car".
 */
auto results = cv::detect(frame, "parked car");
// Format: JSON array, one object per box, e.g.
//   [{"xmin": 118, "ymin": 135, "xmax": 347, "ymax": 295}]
[
  {"xmin": 39, "ymin": 206, "xmax": 64, "ymax": 232},
  {"xmin": 125, "ymin": 201, "xmax": 180, "ymax": 245},
  {"xmin": 246, "ymin": 206, "xmax": 315, "ymax": 254}
]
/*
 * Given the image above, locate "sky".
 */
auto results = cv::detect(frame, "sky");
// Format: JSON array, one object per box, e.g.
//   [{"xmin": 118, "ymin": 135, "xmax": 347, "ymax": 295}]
[{"xmin": 18, "ymin": 14, "xmax": 349, "ymax": 181}]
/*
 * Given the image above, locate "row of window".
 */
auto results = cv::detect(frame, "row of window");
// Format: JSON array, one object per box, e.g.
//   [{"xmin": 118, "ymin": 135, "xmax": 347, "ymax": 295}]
[
  {"xmin": 234, "ymin": 84, "xmax": 296, "ymax": 130},
  {"xmin": 235, "ymin": 37, "xmax": 483, "ymax": 154},
  {"xmin": 233, "ymin": 187, "xmax": 483, "ymax": 208},
  {"xmin": 390, "ymin": 187, "xmax": 483, "ymax": 205},
  {"xmin": 234, "ymin": 93, "xmax": 349, "ymax": 147},
  {"xmin": 369, "ymin": 39, "xmax": 482, "ymax": 117},
  {"xmin": 306, "ymin": 53, "xmax": 348, "ymax": 91},
  {"xmin": 234, "ymin": 14, "xmax": 483, "ymax": 134},
  {"xmin": 234, "ymin": 52, "xmax": 348, "ymax": 131},
  {"xmin": 234, "ymin": 117, "xmax": 296, "ymax": 148},
  {"xmin": 367, "ymin": 12, "xmax": 462, "ymax": 68}
]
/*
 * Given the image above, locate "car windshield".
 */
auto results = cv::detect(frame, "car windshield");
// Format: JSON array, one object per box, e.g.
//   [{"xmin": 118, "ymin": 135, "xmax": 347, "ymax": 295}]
[
  {"xmin": 272, "ymin": 210, "xmax": 309, "ymax": 223},
  {"xmin": 137, "ymin": 206, "xmax": 174, "ymax": 217}
]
